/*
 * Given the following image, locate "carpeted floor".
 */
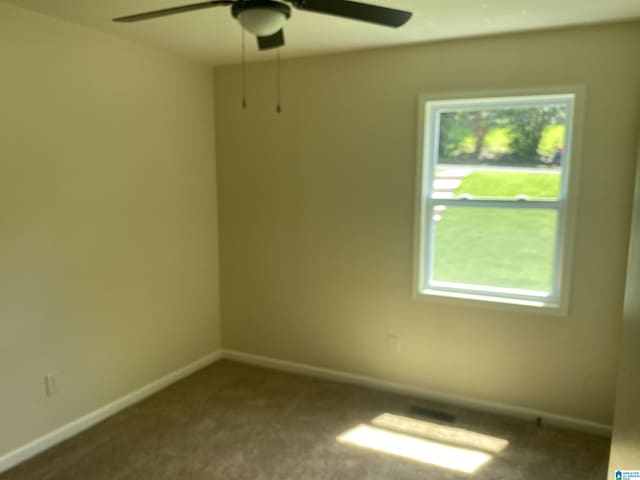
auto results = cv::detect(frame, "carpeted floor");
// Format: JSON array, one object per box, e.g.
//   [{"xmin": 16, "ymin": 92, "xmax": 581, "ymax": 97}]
[{"xmin": 1, "ymin": 360, "xmax": 610, "ymax": 479}]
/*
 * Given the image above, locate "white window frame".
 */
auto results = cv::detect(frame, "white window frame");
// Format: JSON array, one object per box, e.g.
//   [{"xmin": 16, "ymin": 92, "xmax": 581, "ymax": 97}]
[{"xmin": 413, "ymin": 87, "xmax": 584, "ymax": 314}]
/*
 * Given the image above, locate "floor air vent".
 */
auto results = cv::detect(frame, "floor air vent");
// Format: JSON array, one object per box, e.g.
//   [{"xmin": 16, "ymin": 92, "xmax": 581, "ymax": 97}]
[{"xmin": 409, "ymin": 404, "xmax": 456, "ymax": 423}]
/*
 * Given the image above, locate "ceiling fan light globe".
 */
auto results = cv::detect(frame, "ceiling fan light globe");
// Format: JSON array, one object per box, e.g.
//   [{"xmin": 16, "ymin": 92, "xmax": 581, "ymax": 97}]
[{"xmin": 238, "ymin": 9, "xmax": 287, "ymax": 36}]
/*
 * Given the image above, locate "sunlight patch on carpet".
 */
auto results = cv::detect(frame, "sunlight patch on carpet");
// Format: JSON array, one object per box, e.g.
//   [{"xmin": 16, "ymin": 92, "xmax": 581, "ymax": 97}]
[
  {"xmin": 338, "ymin": 424, "xmax": 492, "ymax": 474},
  {"xmin": 372, "ymin": 413, "xmax": 509, "ymax": 453}
]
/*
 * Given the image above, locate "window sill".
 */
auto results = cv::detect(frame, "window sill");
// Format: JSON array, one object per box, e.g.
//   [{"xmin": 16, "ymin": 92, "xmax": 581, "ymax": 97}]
[{"xmin": 415, "ymin": 288, "xmax": 568, "ymax": 317}]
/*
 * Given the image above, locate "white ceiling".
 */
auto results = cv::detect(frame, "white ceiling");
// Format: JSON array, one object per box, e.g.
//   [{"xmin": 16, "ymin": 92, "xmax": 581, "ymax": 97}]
[{"xmin": 4, "ymin": 0, "xmax": 640, "ymax": 65}]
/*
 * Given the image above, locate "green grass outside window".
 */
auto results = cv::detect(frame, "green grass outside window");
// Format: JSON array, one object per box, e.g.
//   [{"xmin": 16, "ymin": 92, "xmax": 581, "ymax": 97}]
[{"xmin": 431, "ymin": 171, "xmax": 561, "ymax": 292}]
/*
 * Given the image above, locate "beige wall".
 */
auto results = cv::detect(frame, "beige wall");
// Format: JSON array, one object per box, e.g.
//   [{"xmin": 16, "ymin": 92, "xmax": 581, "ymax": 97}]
[
  {"xmin": 0, "ymin": 4, "xmax": 220, "ymax": 456},
  {"xmin": 609, "ymin": 139, "xmax": 640, "ymax": 472},
  {"xmin": 215, "ymin": 21, "xmax": 640, "ymax": 425}
]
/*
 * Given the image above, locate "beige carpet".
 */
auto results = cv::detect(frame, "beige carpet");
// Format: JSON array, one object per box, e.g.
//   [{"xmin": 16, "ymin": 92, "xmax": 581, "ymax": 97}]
[{"xmin": 1, "ymin": 360, "xmax": 609, "ymax": 479}]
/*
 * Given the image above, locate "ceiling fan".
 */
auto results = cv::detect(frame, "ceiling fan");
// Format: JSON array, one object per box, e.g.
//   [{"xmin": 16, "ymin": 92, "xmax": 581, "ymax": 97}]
[{"xmin": 113, "ymin": 0, "xmax": 413, "ymax": 51}]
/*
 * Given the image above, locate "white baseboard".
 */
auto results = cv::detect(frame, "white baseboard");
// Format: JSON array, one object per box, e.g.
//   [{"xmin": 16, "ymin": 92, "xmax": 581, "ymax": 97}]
[
  {"xmin": 222, "ymin": 349, "xmax": 612, "ymax": 437},
  {"xmin": 0, "ymin": 347, "xmax": 611, "ymax": 474},
  {"xmin": 0, "ymin": 350, "xmax": 223, "ymax": 474}
]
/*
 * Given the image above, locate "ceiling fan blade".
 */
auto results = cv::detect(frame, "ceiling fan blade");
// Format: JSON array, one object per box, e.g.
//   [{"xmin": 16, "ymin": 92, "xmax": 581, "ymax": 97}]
[
  {"xmin": 113, "ymin": 0, "xmax": 234, "ymax": 23},
  {"xmin": 292, "ymin": 0, "xmax": 411, "ymax": 27},
  {"xmin": 257, "ymin": 29, "xmax": 285, "ymax": 50}
]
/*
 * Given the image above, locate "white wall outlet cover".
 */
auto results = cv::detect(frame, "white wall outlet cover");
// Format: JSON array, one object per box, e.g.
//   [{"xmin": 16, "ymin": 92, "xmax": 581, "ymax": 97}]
[
  {"xmin": 387, "ymin": 334, "xmax": 400, "ymax": 353},
  {"xmin": 44, "ymin": 374, "xmax": 59, "ymax": 396}
]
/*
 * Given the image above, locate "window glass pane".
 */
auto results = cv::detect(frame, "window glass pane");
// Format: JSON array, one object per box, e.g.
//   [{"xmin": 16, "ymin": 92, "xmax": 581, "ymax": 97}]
[
  {"xmin": 430, "ymin": 206, "xmax": 557, "ymax": 294},
  {"xmin": 433, "ymin": 103, "xmax": 567, "ymax": 200}
]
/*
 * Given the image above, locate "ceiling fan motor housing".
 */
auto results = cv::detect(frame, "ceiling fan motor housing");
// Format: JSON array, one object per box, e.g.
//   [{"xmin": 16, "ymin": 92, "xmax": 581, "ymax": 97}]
[{"xmin": 231, "ymin": 0, "xmax": 292, "ymax": 37}]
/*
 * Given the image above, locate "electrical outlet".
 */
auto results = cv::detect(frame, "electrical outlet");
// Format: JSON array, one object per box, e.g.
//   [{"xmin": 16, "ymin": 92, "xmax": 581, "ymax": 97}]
[
  {"xmin": 44, "ymin": 373, "xmax": 58, "ymax": 396},
  {"xmin": 386, "ymin": 334, "xmax": 399, "ymax": 353}
]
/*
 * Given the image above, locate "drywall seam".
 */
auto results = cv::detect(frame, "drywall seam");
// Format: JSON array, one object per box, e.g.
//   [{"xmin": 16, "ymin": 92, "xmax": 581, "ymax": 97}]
[
  {"xmin": 0, "ymin": 350, "xmax": 223, "ymax": 474},
  {"xmin": 223, "ymin": 349, "xmax": 611, "ymax": 436}
]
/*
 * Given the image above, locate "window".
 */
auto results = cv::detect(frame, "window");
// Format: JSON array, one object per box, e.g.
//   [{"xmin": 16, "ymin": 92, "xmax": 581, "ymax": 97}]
[{"xmin": 415, "ymin": 90, "xmax": 580, "ymax": 311}]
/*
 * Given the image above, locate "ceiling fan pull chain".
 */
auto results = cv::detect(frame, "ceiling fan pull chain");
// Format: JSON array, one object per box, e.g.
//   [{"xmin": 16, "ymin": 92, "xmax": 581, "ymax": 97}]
[
  {"xmin": 241, "ymin": 26, "xmax": 247, "ymax": 109},
  {"xmin": 276, "ymin": 48, "xmax": 282, "ymax": 113}
]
